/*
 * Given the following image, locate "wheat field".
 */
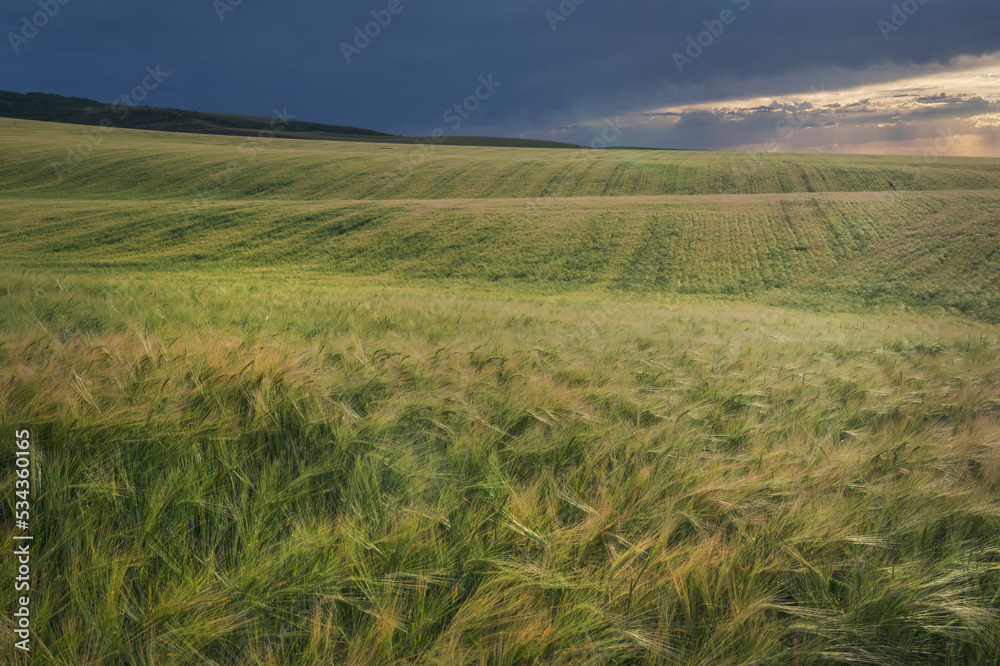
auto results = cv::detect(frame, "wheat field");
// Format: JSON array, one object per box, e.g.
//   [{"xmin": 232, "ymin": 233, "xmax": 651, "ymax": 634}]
[{"xmin": 1, "ymin": 118, "xmax": 999, "ymax": 664}]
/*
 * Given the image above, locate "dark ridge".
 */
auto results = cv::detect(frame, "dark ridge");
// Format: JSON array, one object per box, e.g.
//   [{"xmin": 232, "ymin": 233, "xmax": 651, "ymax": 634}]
[{"xmin": 0, "ymin": 90, "xmax": 586, "ymax": 149}]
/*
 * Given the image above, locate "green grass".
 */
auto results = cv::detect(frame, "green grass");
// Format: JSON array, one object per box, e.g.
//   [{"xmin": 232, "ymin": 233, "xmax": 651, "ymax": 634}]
[
  {"xmin": 1, "ymin": 119, "xmax": 999, "ymax": 664},
  {"xmin": 5, "ymin": 117, "xmax": 1000, "ymax": 202},
  {"xmin": 2, "ymin": 189, "xmax": 998, "ymax": 321}
]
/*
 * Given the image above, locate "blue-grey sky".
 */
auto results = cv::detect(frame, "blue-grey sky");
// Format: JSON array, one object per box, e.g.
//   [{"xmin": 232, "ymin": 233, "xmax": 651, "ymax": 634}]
[{"xmin": 3, "ymin": 0, "xmax": 1000, "ymax": 155}]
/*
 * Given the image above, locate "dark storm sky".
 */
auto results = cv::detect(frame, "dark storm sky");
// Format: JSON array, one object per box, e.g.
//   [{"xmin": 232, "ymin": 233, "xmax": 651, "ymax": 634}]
[{"xmin": 3, "ymin": 0, "xmax": 1000, "ymax": 154}]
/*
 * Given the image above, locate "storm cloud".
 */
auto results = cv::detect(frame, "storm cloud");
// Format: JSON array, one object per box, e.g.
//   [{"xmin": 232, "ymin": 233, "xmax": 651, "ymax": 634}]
[{"xmin": 2, "ymin": 0, "xmax": 999, "ymax": 154}]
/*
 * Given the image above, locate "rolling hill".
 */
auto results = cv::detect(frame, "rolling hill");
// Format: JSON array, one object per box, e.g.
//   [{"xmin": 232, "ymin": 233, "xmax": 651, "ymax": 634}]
[
  {"xmin": 2, "ymin": 116, "xmax": 998, "ymax": 321},
  {"xmin": 2, "ymin": 116, "xmax": 999, "ymax": 202},
  {"xmin": 1, "ymin": 116, "xmax": 999, "ymax": 665}
]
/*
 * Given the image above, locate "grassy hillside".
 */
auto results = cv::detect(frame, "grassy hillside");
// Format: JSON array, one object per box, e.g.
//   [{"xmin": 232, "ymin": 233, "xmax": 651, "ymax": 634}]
[
  {"xmin": 1, "ymin": 118, "xmax": 999, "ymax": 664},
  {"xmin": 3, "ymin": 118, "xmax": 1000, "ymax": 202}
]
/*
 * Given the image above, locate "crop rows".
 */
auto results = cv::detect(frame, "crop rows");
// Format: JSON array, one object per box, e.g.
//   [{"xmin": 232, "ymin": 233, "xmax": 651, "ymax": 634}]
[
  {"xmin": 5, "ymin": 118, "xmax": 1000, "ymax": 202},
  {"xmin": 2, "ymin": 117, "xmax": 1000, "ymax": 664},
  {"xmin": 2, "ymin": 190, "xmax": 996, "ymax": 320}
]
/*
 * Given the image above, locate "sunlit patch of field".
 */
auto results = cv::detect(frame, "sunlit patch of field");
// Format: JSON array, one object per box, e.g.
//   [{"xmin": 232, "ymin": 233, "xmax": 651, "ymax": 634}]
[{"xmin": 2, "ymin": 189, "xmax": 999, "ymax": 321}]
